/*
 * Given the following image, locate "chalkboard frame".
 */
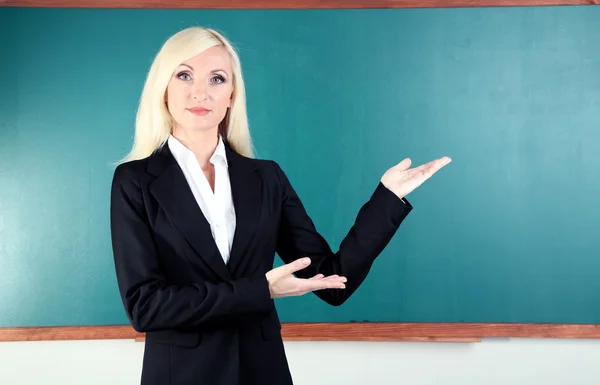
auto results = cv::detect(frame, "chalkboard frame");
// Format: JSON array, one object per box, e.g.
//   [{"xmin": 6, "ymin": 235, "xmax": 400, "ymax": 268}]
[
  {"xmin": 1, "ymin": 323, "xmax": 600, "ymax": 342},
  {"xmin": 2, "ymin": 0, "xmax": 599, "ymax": 342},
  {"xmin": 1, "ymin": 0, "xmax": 599, "ymax": 8}
]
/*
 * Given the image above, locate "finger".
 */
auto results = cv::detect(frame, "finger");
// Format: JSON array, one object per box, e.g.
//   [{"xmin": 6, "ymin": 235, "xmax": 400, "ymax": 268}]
[
  {"xmin": 410, "ymin": 157, "xmax": 445, "ymax": 173},
  {"xmin": 300, "ymin": 277, "xmax": 346, "ymax": 291},
  {"xmin": 307, "ymin": 273, "xmax": 347, "ymax": 281},
  {"xmin": 308, "ymin": 274, "xmax": 325, "ymax": 280},
  {"xmin": 409, "ymin": 160, "xmax": 436, "ymax": 174},
  {"xmin": 318, "ymin": 274, "xmax": 339, "ymax": 279},
  {"xmin": 410, "ymin": 157, "xmax": 451, "ymax": 177},
  {"xmin": 320, "ymin": 275, "xmax": 347, "ymax": 283},
  {"xmin": 298, "ymin": 278, "xmax": 346, "ymax": 292},
  {"xmin": 273, "ymin": 257, "xmax": 311, "ymax": 279},
  {"xmin": 425, "ymin": 157, "xmax": 452, "ymax": 176},
  {"xmin": 435, "ymin": 156, "xmax": 452, "ymax": 169}
]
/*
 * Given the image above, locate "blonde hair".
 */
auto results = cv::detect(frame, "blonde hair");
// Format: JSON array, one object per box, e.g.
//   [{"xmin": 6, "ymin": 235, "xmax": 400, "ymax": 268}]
[{"xmin": 119, "ymin": 26, "xmax": 253, "ymax": 163}]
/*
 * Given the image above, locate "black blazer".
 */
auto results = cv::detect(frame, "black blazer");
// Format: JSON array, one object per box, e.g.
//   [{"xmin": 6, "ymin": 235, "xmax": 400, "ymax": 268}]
[{"xmin": 110, "ymin": 141, "xmax": 412, "ymax": 385}]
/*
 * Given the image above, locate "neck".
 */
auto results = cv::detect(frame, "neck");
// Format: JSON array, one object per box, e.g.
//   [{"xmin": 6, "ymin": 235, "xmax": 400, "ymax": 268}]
[{"xmin": 172, "ymin": 127, "xmax": 219, "ymax": 169}]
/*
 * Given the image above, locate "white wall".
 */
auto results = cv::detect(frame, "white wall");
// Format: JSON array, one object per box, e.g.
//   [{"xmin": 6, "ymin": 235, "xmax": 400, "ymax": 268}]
[{"xmin": 1, "ymin": 339, "xmax": 599, "ymax": 385}]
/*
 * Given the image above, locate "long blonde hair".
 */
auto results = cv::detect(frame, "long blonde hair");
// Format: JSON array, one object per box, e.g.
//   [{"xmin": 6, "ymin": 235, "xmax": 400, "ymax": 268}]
[{"xmin": 120, "ymin": 26, "xmax": 253, "ymax": 163}]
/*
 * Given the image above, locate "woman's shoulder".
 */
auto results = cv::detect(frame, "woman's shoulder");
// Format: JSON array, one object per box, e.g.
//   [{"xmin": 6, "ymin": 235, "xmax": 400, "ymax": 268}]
[
  {"xmin": 114, "ymin": 158, "xmax": 149, "ymax": 177},
  {"xmin": 250, "ymin": 157, "xmax": 278, "ymax": 169},
  {"xmin": 244, "ymin": 156, "xmax": 285, "ymax": 177},
  {"xmin": 111, "ymin": 157, "xmax": 152, "ymax": 191},
  {"xmin": 226, "ymin": 147, "xmax": 280, "ymax": 174}
]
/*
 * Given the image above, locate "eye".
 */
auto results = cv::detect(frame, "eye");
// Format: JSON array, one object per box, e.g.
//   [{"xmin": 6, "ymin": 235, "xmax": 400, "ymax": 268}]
[
  {"xmin": 176, "ymin": 71, "xmax": 192, "ymax": 81},
  {"xmin": 211, "ymin": 75, "xmax": 226, "ymax": 84}
]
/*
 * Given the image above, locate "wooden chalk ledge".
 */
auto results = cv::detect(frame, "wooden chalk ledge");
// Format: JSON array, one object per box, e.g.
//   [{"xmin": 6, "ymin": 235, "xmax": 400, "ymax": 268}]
[{"xmin": 1, "ymin": 323, "xmax": 600, "ymax": 342}]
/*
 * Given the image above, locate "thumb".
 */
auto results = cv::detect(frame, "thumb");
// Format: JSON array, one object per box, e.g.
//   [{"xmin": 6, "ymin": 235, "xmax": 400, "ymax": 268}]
[
  {"xmin": 279, "ymin": 257, "xmax": 311, "ymax": 278},
  {"xmin": 268, "ymin": 257, "xmax": 312, "ymax": 280},
  {"xmin": 395, "ymin": 158, "xmax": 411, "ymax": 171}
]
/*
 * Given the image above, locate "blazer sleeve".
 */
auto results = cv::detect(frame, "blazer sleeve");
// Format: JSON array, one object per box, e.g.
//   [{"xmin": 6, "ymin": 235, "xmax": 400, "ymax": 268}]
[
  {"xmin": 110, "ymin": 164, "xmax": 273, "ymax": 333},
  {"xmin": 272, "ymin": 161, "xmax": 412, "ymax": 306}
]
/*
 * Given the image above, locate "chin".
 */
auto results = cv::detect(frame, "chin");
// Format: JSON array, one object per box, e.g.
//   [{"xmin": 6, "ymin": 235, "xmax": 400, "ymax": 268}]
[{"xmin": 179, "ymin": 122, "xmax": 220, "ymax": 133}]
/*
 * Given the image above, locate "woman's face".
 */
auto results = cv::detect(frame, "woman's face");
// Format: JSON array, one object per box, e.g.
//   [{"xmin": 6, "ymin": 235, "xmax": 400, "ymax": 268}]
[{"xmin": 166, "ymin": 46, "xmax": 234, "ymax": 136}]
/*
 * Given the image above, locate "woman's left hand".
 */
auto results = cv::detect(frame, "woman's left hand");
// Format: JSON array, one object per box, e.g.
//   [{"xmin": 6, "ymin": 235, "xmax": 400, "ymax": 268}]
[{"xmin": 381, "ymin": 156, "xmax": 452, "ymax": 200}]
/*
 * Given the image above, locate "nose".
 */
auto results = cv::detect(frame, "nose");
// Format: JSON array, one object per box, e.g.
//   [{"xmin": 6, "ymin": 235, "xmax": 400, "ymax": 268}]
[{"xmin": 191, "ymin": 81, "xmax": 208, "ymax": 101}]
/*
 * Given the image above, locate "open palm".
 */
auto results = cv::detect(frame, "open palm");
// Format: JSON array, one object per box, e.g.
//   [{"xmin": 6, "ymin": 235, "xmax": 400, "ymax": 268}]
[
  {"xmin": 381, "ymin": 156, "xmax": 452, "ymax": 200},
  {"xmin": 265, "ymin": 258, "xmax": 347, "ymax": 299}
]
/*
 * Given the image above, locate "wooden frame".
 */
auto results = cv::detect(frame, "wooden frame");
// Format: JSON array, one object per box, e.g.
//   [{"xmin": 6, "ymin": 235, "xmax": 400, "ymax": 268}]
[
  {"xmin": 1, "ymin": 0, "xmax": 599, "ymax": 9},
  {"xmin": 2, "ymin": 323, "xmax": 600, "ymax": 342},
  {"xmin": 2, "ymin": 0, "xmax": 598, "ymax": 344}
]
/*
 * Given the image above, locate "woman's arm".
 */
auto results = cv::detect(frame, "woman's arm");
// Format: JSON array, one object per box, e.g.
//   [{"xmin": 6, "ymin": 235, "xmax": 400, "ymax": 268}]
[
  {"xmin": 110, "ymin": 165, "xmax": 273, "ymax": 333},
  {"xmin": 272, "ymin": 155, "xmax": 451, "ymax": 306}
]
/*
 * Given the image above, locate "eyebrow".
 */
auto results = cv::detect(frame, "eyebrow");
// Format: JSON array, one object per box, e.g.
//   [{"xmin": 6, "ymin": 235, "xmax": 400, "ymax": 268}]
[{"xmin": 179, "ymin": 64, "xmax": 228, "ymax": 74}]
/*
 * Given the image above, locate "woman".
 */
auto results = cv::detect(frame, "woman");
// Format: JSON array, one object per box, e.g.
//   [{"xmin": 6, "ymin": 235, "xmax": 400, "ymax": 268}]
[{"xmin": 110, "ymin": 26, "xmax": 451, "ymax": 385}]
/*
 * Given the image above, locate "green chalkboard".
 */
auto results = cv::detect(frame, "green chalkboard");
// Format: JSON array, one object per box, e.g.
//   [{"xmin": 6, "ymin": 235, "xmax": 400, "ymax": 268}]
[{"xmin": 1, "ymin": 6, "xmax": 599, "ymax": 328}]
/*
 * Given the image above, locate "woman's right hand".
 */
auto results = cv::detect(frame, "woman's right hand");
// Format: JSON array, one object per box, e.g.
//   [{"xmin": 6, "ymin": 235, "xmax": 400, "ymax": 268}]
[{"xmin": 265, "ymin": 257, "xmax": 347, "ymax": 299}]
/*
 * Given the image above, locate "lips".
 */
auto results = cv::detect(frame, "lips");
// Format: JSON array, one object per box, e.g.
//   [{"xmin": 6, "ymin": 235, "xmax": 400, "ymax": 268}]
[{"xmin": 188, "ymin": 107, "xmax": 211, "ymax": 116}]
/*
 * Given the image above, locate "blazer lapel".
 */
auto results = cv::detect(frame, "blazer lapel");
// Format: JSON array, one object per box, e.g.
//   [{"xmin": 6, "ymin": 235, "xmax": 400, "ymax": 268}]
[
  {"xmin": 225, "ymin": 144, "xmax": 262, "ymax": 278},
  {"xmin": 147, "ymin": 143, "xmax": 232, "ymax": 281}
]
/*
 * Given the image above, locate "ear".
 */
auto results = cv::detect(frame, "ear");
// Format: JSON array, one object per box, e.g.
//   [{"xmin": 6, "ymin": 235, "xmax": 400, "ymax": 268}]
[{"xmin": 228, "ymin": 88, "xmax": 234, "ymax": 107}]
